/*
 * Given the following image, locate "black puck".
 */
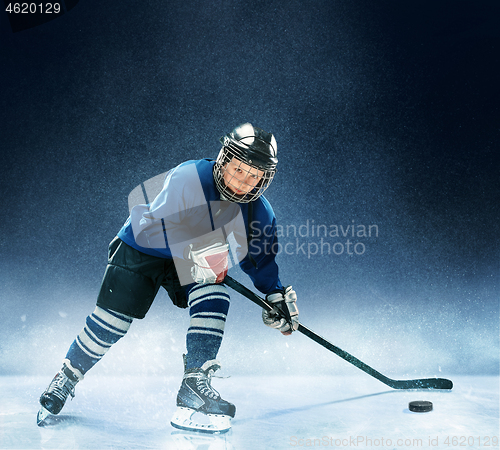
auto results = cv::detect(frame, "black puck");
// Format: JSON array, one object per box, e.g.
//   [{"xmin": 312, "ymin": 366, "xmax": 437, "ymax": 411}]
[{"xmin": 409, "ymin": 401, "xmax": 433, "ymax": 413}]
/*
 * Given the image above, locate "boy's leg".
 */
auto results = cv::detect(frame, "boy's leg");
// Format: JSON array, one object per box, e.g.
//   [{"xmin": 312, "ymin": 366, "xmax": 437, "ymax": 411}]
[
  {"xmin": 38, "ymin": 238, "xmax": 165, "ymax": 423},
  {"xmin": 64, "ymin": 306, "xmax": 134, "ymax": 376},
  {"xmin": 171, "ymin": 283, "xmax": 235, "ymax": 433},
  {"xmin": 38, "ymin": 306, "xmax": 133, "ymax": 422},
  {"xmin": 68, "ymin": 237, "xmax": 168, "ymax": 376},
  {"xmin": 184, "ymin": 283, "xmax": 230, "ymax": 369}
]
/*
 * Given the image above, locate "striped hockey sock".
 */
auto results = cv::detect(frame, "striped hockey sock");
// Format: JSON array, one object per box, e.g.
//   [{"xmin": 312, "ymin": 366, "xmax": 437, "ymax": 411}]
[
  {"xmin": 185, "ymin": 283, "xmax": 230, "ymax": 370},
  {"xmin": 65, "ymin": 306, "xmax": 133, "ymax": 375}
]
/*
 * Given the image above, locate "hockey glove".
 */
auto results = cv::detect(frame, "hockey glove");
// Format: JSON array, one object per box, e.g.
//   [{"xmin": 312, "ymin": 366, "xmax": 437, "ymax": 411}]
[
  {"xmin": 262, "ymin": 286, "xmax": 299, "ymax": 334},
  {"xmin": 187, "ymin": 240, "xmax": 229, "ymax": 284}
]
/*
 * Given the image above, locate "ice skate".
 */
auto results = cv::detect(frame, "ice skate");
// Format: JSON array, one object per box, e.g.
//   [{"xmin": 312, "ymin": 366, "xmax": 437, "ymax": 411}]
[
  {"xmin": 171, "ymin": 359, "xmax": 235, "ymax": 433},
  {"xmin": 37, "ymin": 362, "xmax": 82, "ymax": 426}
]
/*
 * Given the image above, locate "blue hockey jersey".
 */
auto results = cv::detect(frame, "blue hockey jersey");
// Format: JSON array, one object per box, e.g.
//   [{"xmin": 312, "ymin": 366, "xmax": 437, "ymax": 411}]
[{"xmin": 117, "ymin": 159, "xmax": 283, "ymax": 295}]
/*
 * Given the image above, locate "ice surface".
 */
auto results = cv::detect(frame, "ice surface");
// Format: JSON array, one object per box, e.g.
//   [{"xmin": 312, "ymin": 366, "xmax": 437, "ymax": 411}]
[{"xmin": 1, "ymin": 374, "xmax": 498, "ymax": 450}]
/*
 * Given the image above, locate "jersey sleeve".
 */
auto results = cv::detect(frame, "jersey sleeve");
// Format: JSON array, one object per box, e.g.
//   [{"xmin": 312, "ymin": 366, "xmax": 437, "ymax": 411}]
[{"xmin": 238, "ymin": 203, "xmax": 284, "ymax": 295}]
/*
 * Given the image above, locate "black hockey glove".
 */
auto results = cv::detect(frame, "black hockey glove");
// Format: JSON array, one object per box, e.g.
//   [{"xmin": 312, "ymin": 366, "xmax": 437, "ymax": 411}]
[{"xmin": 262, "ymin": 286, "xmax": 299, "ymax": 334}]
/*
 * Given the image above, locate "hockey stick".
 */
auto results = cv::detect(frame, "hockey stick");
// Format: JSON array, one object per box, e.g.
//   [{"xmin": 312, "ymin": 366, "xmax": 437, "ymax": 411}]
[{"xmin": 223, "ymin": 275, "xmax": 453, "ymax": 390}]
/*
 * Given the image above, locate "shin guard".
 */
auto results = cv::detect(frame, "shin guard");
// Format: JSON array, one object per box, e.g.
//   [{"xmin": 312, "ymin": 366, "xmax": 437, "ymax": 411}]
[
  {"xmin": 65, "ymin": 306, "xmax": 133, "ymax": 375},
  {"xmin": 185, "ymin": 284, "xmax": 230, "ymax": 370}
]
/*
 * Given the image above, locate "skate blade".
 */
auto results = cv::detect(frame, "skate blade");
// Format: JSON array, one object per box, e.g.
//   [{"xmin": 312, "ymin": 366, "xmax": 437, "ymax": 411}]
[
  {"xmin": 37, "ymin": 406, "xmax": 51, "ymax": 426},
  {"xmin": 170, "ymin": 407, "xmax": 231, "ymax": 434}
]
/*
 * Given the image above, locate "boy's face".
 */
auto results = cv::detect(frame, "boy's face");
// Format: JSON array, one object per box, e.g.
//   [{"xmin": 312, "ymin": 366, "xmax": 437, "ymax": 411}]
[{"xmin": 222, "ymin": 158, "xmax": 264, "ymax": 196}]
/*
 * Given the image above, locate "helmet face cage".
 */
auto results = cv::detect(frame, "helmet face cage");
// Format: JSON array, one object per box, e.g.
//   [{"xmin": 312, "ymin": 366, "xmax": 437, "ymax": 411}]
[{"xmin": 214, "ymin": 142, "xmax": 277, "ymax": 203}]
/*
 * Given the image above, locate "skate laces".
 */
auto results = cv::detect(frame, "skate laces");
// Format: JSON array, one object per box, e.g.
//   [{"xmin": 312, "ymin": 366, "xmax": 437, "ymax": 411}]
[
  {"xmin": 194, "ymin": 369, "xmax": 219, "ymax": 400},
  {"xmin": 47, "ymin": 370, "xmax": 78, "ymax": 402}
]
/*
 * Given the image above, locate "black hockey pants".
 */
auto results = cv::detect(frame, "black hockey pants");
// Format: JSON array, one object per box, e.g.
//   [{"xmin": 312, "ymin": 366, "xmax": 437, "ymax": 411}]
[{"xmin": 96, "ymin": 236, "xmax": 190, "ymax": 319}]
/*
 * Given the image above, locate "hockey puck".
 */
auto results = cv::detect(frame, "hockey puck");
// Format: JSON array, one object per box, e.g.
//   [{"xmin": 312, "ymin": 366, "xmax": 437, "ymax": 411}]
[{"xmin": 409, "ymin": 401, "xmax": 433, "ymax": 413}]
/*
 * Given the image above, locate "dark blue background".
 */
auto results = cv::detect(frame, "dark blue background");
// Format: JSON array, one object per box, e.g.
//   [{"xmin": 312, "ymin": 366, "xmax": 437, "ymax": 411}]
[{"xmin": 0, "ymin": 0, "xmax": 498, "ymax": 376}]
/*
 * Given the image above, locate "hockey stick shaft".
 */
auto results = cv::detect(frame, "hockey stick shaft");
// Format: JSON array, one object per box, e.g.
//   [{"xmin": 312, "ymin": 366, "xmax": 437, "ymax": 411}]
[{"xmin": 223, "ymin": 276, "xmax": 453, "ymax": 390}]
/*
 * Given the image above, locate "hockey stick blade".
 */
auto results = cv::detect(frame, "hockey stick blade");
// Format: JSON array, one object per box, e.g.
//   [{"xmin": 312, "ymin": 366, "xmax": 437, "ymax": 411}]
[{"xmin": 223, "ymin": 276, "xmax": 453, "ymax": 391}]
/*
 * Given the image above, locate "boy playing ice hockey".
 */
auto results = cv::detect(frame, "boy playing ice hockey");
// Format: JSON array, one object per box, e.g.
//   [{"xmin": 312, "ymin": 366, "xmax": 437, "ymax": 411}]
[{"xmin": 38, "ymin": 123, "xmax": 299, "ymax": 433}]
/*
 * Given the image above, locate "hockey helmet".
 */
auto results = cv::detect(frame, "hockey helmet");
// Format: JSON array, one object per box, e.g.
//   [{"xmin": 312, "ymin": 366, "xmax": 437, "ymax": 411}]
[{"xmin": 214, "ymin": 123, "xmax": 278, "ymax": 203}]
